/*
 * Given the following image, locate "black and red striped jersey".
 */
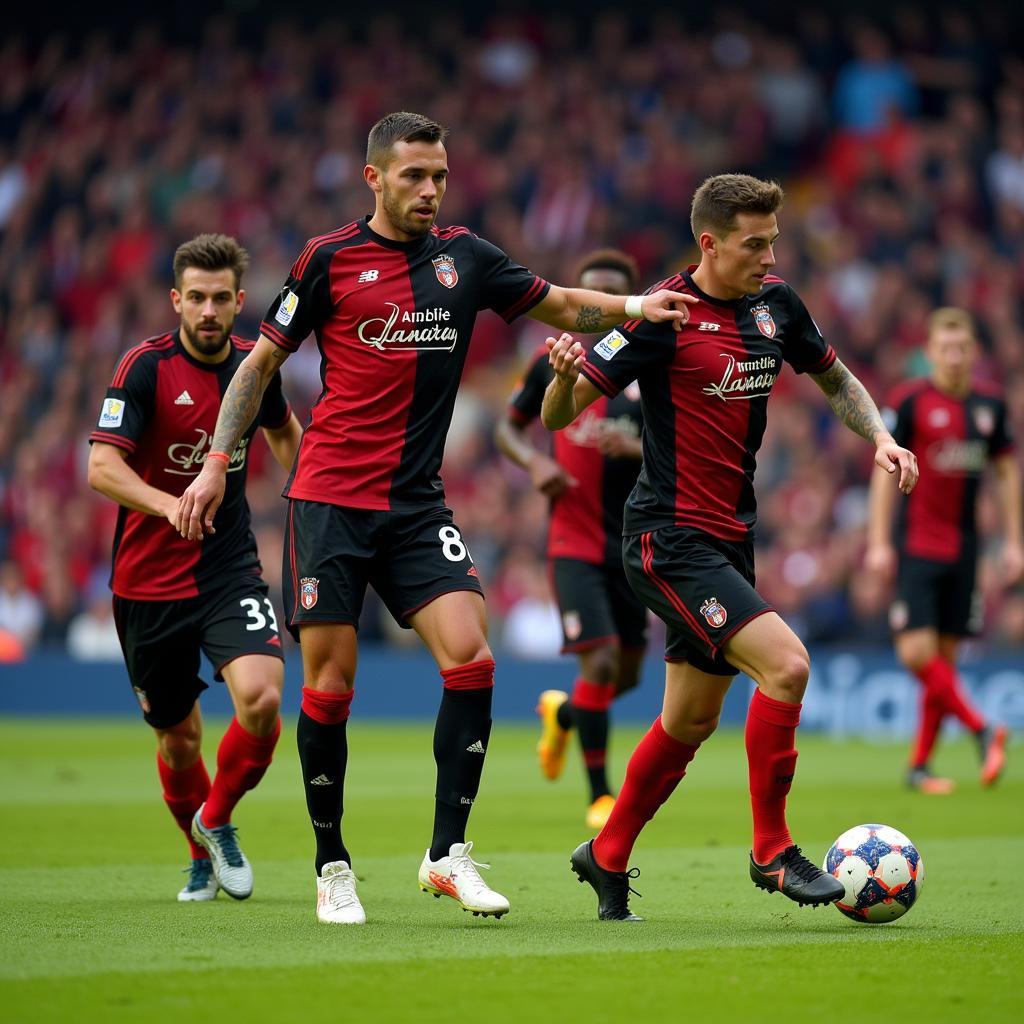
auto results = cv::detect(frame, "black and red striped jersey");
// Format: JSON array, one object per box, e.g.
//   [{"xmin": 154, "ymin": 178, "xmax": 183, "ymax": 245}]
[
  {"xmin": 580, "ymin": 268, "xmax": 836, "ymax": 541},
  {"xmin": 89, "ymin": 330, "xmax": 291, "ymax": 600},
  {"xmin": 508, "ymin": 346, "xmax": 642, "ymax": 565},
  {"xmin": 885, "ymin": 379, "xmax": 1014, "ymax": 562},
  {"xmin": 260, "ymin": 217, "xmax": 550, "ymax": 511}
]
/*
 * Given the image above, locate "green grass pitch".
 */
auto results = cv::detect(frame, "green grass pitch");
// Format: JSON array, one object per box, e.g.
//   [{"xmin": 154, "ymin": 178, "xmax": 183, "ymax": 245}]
[{"xmin": 1, "ymin": 718, "xmax": 1021, "ymax": 1023}]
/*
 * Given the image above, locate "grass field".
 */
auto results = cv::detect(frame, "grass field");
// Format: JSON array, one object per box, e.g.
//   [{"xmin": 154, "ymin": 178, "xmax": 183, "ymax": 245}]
[{"xmin": 1, "ymin": 718, "xmax": 1021, "ymax": 1023}]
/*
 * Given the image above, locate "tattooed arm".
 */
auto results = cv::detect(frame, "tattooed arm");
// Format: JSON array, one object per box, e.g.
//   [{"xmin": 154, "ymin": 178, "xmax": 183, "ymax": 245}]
[
  {"xmin": 810, "ymin": 358, "xmax": 919, "ymax": 494},
  {"xmin": 528, "ymin": 285, "xmax": 696, "ymax": 333},
  {"xmin": 174, "ymin": 336, "xmax": 291, "ymax": 540}
]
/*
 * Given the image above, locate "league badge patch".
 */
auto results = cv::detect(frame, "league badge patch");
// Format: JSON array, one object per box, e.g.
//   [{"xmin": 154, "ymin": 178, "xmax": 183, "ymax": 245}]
[
  {"xmin": 973, "ymin": 406, "xmax": 995, "ymax": 437},
  {"xmin": 699, "ymin": 597, "xmax": 728, "ymax": 628},
  {"xmin": 595, "ymin": 330, "xmax": 628, "ymax": 361},
  {"xmin": 751, "ymin": 304, "xmax": 776, "ymax": 339},
  {"xmin": 99, "ymin": 398, "xmax": 125, "ymax": 428},
  {"xmin": 275, "ymin": 288, "xmax": 299, "ymax": 326},
  {"xmin": 432, "ymin": 254, "xmax": 458, "ymax": 289},
  {"xmin": 300, "ymin": 576, "xmax": 319, "ymax": 610}
]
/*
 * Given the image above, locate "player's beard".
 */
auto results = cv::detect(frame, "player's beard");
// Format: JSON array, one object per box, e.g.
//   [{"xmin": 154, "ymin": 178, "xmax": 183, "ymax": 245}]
[
  {"xmin": 381, "ymin": 182, "xmax": 435, "ymax": 238},
  {"xmin": 182, "ymin": 318, "xmax": 233, "ymax": 356}
]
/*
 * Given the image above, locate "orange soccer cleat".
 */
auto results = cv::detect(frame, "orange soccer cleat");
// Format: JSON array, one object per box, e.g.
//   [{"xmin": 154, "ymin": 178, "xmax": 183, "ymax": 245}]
[
  {"xmin": 536, "ymin": 689, "xmax": 570, "ymax": 781},
  {"xmin": 979, "ymin": 725, "xmax": 1009, "ymax": 787}
]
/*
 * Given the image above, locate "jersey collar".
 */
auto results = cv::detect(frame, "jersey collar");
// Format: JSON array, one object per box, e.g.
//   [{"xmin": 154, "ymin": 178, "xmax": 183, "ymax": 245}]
[
  {"xmin": 359, "ymin": 215, "xmax": 434, "ymax": 252},
  {"xmin": 682, "ymin": 267, "xmax": 747, "ymax": 309}
]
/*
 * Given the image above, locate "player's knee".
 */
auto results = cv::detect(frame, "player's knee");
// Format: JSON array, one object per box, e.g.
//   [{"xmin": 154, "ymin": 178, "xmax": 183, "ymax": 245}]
[
  {"xmin": 615, "ymin": 673, "xmax": 640, "ymax": 697},
  {"xmin": 768, "ymin": 652, "xmax": 810, "ymax": 703},
  {"xmin": 584, "ymin": 647, "xmax": 620, "ymax": 686},
  {"xmin": 241, "ymin": 685, "xmax": 281, "ymax": 732},
  {"xmin": 665, "ymin": 711, "xmax": 719, "ymax": 744},
  {"xmin": 158, "ymin": 729, "xmax": 201, "ymax": 770}
]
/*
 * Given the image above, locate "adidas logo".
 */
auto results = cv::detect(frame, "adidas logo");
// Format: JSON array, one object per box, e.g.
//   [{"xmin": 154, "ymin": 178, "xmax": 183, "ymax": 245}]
[
  {"xmin": 466, "ymin": 740, "xmax": 486, "ymax": 754},
  {"xmin": 174, "ymin": 390, "xmax": 195, "ymax": 405},
  {"xmin": 309, "ymin": 774, "xmax": 333, "ymax": 786}
]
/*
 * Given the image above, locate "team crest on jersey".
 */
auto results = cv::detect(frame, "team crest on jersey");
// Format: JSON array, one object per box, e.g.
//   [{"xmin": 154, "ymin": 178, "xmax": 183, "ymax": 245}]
[
  {"xmin": 751, "ymin": 305, "xmax": 776, "ymax": 339},
  {"xmin": 562, "ymin": 611, "xmax": 582, "ymax": 641},
  {"xmin": 133, "ymin": 687, "xmax": 151, "ymax": 714},
  {"xmin": 300, "ymin": 577, "xmax": 319, "ymax": 610},
  {"xmin": 973, "ymin": 406, "xmax": 995, "ymax": 436},
  {"xmin": 432, "ymin": 254, "xmax": 458, "ymax": 289},
  {"xmin": 699, "ymin": 597, "xmax": 728, "ymax": 628}
]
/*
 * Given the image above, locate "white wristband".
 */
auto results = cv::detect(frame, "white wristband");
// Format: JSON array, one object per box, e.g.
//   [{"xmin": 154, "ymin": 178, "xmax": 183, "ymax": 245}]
[{"xmin": 624, "ymin": 295, "xmax": 645, "ymax": 320}]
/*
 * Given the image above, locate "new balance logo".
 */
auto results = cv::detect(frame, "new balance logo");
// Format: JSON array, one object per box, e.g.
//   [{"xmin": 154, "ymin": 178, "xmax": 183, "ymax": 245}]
[
  {"xmin": 309, "ymin": 774, "xmax": 333, "ymax": 786},
  {"xmin": 698, "ymin": 322, "xmax": 720, "ymax": 332},
  {"xmin": 466, "ymin": 740, "xmax": 486, "ymax": 754},
  {"xmin": 174, "ymin": 390, "xmax": 195, "ymax": 405},
  {"xmin": 358, "ymin": 270, "xmax": 379, "ymax": 283}
]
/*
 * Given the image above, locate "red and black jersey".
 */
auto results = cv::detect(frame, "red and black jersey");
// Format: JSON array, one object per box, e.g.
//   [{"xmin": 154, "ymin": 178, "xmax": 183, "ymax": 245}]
[
  {"xmin": 89, "ymin": 330, "xmax": 291, "ymax": 601},
  {"xmin": 885, "ymin": 379, "xmax": 1014, "ymax": 562},
  {"xmin": 260, "ymin": 217, "xmax": 550, "ymax": 511},
  {"xmin": 508, "ymin": 346, "xmax": 643, "ymax": 565},
  {"xmin": 580, "ymin": 268, "xmax": 835, "ymax": 541}
]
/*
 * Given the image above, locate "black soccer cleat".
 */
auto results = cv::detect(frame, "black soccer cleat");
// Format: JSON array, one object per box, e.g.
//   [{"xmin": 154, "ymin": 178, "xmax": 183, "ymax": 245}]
[
  {"xmin": 570, "ymin": 840, "xmax": 643, "ymax": 921},
  {"xmin": 749, "ymin": 845, "xmax": 845, "ymax": 907}
]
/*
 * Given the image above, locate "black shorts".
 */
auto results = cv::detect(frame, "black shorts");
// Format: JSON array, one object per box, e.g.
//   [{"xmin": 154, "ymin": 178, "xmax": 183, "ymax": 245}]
[
  {"xmin": 551, "ymin": 557, "xmax": 648, "ymax": 654},
  {"xmin": 891, "ymin": 554, "xmax": 982, "ymax": 637},
  {"xmin": 622, "ymin": 527, "xmax": 772, "ymax": 676},
  {"xmin": 113, "ymin": 577, "xmax": 284, "ymax": 729},
  {"xmin": 283, "ymin": 499, "xmax": 484, "ymax": 641}
]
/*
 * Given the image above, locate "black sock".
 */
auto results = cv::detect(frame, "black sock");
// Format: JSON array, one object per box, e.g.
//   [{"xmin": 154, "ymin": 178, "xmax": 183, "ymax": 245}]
[
  {"xmin": 556, "ymin": 698, "xmax": 574, "ymax": 732},
  {"xmin": 296, "ymin": 710, "xmax": 350, "ymax": 874},
  {"xmin": 575, "ymin": 706, "xmax": 612, "ymax": 801},
  {"xmin": 430, "ymin": 686, "xmax": 492, "ymax": 861}
]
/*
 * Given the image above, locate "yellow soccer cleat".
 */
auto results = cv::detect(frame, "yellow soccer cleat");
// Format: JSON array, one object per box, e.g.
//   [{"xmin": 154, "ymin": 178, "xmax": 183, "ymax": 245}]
[
  {"xmin": 586, "ymin": 794, "xmax": 616, "ymax": 830},
  {"xmin": 536, "ymin": 689, "xmax": 570, "ymax": 781}
]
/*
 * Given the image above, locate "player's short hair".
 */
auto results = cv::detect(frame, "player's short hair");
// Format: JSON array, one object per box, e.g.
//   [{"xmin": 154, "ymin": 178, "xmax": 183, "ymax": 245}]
[
  {"xmin": 573, "ymin": 248, "xmax": 640, "ymax": 292},
  {"xmin": 927, "ymin": 307, "xmax": 976, "ymax": 340},
  {"xmin": 366, "ymin": 112, "xmax": 449, "ymax": 167},
  {"xmin": 172, "ymin": 234, "xmax": 250, "ymax": 291},
  {"xmin": 690, "ymin": 174, "xmax": 785, "ymax": 241}
]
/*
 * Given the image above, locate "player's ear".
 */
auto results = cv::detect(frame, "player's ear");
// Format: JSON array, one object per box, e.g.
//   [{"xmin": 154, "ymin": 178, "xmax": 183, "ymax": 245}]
[
  {"xmin": 699, "ymin": 231, "xmax": 718, "ymax": 258},
  {"xmin": 170, "ymin": 288, "xmax": 182, "ymax": 314},
  {"xmin": 235, "ymin": 288, "xmax": 245, "ymax": 314},
  {"xmin": 364, "ymin": 164, "xmax": 382, "ymax": 194}
]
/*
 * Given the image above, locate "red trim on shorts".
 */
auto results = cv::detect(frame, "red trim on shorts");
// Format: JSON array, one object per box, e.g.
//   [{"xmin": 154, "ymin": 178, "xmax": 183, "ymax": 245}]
[
  {"xmin": 640, "ymin": 532, "xmax": 716, "ymax": 654},
  {"xmin": 717, "ymin": 607, "xmax": 774, "ymax": 648},
  {"xmin": 215, "ymin": 649, "xmax": 285, "ymax": 678},
  {"xmin": 287, "ymin": 501, "xmax": 301, "ymax": 624},
  {"xmin": 561, "ymin": 633, "xmax": 620, "ymax": 655}
]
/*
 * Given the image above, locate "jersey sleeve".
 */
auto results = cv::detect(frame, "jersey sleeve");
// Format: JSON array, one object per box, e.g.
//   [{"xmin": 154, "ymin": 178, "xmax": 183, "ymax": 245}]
[
  {"xmin": 472, "ymin": 235, "xmax": 551, "ymax": 323},
  {"xmin": 781, "ymin": 287, "xmax": 836, "ymax": 375},
  {"xmin": 989, "ymin": 398, "xmax": 1015, "ymax": 457},
  {"xmin": 580, "ymin": 321, "xmax": 675, "ymax": 397},
  {"xmin": 259, "ymin": 243, "xmax": 334, "ymax": 352},
  {"xmin": 88, "ymin": 348, "xmax": 157, "ymax": 454},
  {"xmin": 258, "ymin": 370, "xmax": 292, "ymax": 430},
  {"xmin": 507, "ymin": 350, "xmax": 551, "ymax": 426}
]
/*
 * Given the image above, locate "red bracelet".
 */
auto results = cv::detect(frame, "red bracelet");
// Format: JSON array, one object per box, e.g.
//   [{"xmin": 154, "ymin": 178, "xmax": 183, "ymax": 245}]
[{"xmin": 206, "ymin": 450, "xmax": 231, "ymax": 465}]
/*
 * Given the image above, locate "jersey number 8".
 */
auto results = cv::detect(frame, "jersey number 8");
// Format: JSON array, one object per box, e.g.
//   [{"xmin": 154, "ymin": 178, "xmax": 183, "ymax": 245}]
[{"xmin": 438, "ymin": 526, "xmax": 472, "ymax": 563}]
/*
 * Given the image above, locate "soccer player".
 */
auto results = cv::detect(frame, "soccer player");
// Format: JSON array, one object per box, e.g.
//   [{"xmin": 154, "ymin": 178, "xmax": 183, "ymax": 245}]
[
  {"xmin": 866, "ymin": 307, "xmax": 1021, "ymax": 793},
  {"xmin": 495, "ymin": 248, "xmax": 648, "ymax": 830},
  {"xmin": 88, "ymin": 234, "xmax": 303, "ymax": 902},
  {"xmin": 173, "ymin": 112, "xmax": 693, "ymax": 924},
  {"xmin": 542, "ymin": 173, "xmax": 919, "ymax": 921}
]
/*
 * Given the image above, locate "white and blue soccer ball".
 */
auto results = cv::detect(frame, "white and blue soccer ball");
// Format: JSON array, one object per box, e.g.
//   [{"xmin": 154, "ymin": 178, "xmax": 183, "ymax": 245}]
[{"xmin": 823, "ymin": 824, "xmax": 924, "ymax": 923}]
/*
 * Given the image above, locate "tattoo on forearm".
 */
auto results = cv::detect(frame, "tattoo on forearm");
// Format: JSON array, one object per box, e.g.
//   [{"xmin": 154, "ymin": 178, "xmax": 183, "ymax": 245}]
[
  {"xmin": 574, "ymin": 305, "xmax": 602, "ymax": 332},
  {"xmin": 814, "ymin": 360, "xmax": 887, "ymax": 443},
  {"xmin": 211, "ymin": 363, "xmax": 264, "ymax": 454}
]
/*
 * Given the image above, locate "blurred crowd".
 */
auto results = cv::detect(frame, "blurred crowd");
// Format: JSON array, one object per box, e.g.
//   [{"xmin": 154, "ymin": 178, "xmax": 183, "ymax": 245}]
[{"xmin": 2, "ymin": 4, "xmax": 1024, "ymax": 661}]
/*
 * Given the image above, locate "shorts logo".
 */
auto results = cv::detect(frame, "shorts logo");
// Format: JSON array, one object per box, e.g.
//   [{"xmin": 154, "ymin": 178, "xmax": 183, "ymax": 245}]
[
  {"xmin": 973, "ymin": 407, "xmax": 995, "ymax": 436},
  {"xmin": 562, "ymin": 610, "xmax": 582, "ymax": 641},
  {"xmin": 699, "ymin": 597, "xmax": 727, "ymax": 628},
  {"xmin": 432, "ymin": 254, "xmax": 458, "ymax": 289},
  {"xmin": 595, "ymin": 330, "xmax": 628, "ymax": 361},
  {"xmin": 300, "ymin": 576, "xmax": 319, "ymax": 610},
  {"xmin": 99, "ymin": 398, "xmax": 125, "ymax": 428},
  {"xmin": 467, "ymin": 566, "xmax": 479, "ymax": 578},
  {"xmin": 132, "ymin": 687, "xmax": 151, "ymax": 713},
  {"xmin": 751, "ymin": 304, "xmax": 776, "ymax": 339},
  {"xmin": 275, "ymin": 288, "xmax": 299, "ymax": 326},
  {"xmin": 889, "ymin": 600, "xmax": 909, "ymax": 632}
]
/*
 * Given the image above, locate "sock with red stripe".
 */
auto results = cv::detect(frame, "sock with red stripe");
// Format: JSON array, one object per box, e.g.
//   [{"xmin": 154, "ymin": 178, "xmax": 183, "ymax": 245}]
[
  {"xmin": 571, "ymin": 678, "xmax": 616, "ymax": 801},
  {"xmin": 297, "ymin": 687, "xmax": 354, "ymax": 874},
  {"xmin": 157, "ymin": 753, "xmax": 211, "ymax": 860},
  {"xmin": 915, "ymin": 655, "xmax": 984, "ymax": 734},
  {"xmin": 592, "ymin": 716, "xmax": 698, "ymax": 872},
  {"xmin": 429, "ymin": 659, "xmax": 494, "ymax": 861},
  {"xmin": 202, "ymin": 716, "xmax": 281, "ymax": 828},
  {"xmin": 910, "ymin": 681, "xmax": 946, "ymax": 769},
  {"xmin": 746, "ymin": 689, "xmax": 800, "ymax": 865}
]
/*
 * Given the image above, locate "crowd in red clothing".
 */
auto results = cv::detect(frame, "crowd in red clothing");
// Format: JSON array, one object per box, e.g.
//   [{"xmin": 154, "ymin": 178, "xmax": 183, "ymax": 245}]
[{"xmin": 1, "ymin": 5, "xmax": 1023, "ymax": 657}]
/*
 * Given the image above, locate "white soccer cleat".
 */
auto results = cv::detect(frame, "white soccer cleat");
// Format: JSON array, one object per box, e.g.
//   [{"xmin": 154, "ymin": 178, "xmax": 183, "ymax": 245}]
[
  {"xmin": 418, "ymin": 841, "xmax": 510, "ymax": 918},
  {"xmin": 316, "ymin": 861, "xmax": 366, "ymax": 924},
  {"xmin": 177, "ymin": 857, "xmax": 218, "ymax": 902},
  {"xmin": 190, "ymin": 805, "xmax": 253, "ymax": 900}
]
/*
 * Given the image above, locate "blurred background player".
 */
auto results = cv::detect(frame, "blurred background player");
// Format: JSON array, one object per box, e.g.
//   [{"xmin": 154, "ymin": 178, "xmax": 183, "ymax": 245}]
[
  {"xmin": 866, "ymin": 307, "xmax": 1022, "ymax": 794},
  {"xmin": 543, "ymin": 174, "xmax": 918, "ymax": 921},
  {"xmin": 495, "ymin": 248, "xmax": 648, "ymax": 830},
  {"xmin": 87, "ymin": 234, "xmax": 302, "ymax": 902}
]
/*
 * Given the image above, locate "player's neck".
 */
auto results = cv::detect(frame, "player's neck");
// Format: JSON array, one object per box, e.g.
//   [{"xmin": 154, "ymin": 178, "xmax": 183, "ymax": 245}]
[
  {"xmin": 179, "ymin": 330, "xmax": 231, "ymax": 365},
  {"xmin": 367, "ymin": 211, "xmax": 419, "ymax": 244},
  {"xmin": 689, "ymin": 263, "xmax": 745, "ymax": 301},
  {"xmin": 931, "ymin": 374, "xmax": 970, "ymax": 398}
]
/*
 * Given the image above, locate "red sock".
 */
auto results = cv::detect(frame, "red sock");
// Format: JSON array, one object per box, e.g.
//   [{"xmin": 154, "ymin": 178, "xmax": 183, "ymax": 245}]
[
  {"xmin": 746, "ymin": 689, "xmax": 801, "ymax": 865},
  {"xmin": 592, "ymin": 716, "xmax": 698, "ymax": 872},
  {"xmin": 202, "ymin": 716, "xmax": 281, "ymax": 828},
  {"xmin": 157, "ymin": 753, "xmax": 211, "ymax": 860},
  {"xmin": 915, "ymin": 656, "xmax": 984, "ymax": 733},
  {"xmin": 910, "ymin": 684, "xmax": 946, "ymax": 768}
]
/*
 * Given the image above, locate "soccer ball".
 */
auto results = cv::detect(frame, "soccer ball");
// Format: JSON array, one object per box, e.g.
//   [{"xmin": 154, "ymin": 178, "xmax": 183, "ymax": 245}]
[{"xmin": 823, "ymin": 824, "xmax": 924, "ymax": 923}]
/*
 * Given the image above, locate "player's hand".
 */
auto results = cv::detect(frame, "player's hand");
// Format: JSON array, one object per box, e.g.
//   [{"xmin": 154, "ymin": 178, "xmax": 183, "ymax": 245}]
[
  {"xmin": 546, "ymin": 333, "xmax": 585, "ymax": 383},
  {"xmin": 175, "ymin": 460, "xmax": 228, "ymax": 540},
  {"xmin": 641, "ymin": 290, "xmax": 698, "ymax": 332},
  {"xmin": 597, "ymin": 424, "xmax": 638, "ymax": 459},
  {"xmin": 875, "ymin": 439, "xmax": 918, "ymax": 494},
  {"xmin": 864, "ymin": 542, "xmax": 896, "ymax": 580},
  {"xmin": 528, "ymin": 452, "xmax": 577, "ymax": 498},
  {"xmin": 1002, "ymin": 542, "xmax": 1024, "ymax": 587}
]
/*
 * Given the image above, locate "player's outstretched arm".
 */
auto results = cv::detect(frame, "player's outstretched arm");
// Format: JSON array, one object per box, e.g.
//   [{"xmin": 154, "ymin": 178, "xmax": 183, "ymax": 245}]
[
  {"xmin": 810, "ymin": 358, "xmax": 919, "ymax": 495},
  {"xmin": 175, "ymin": 335, "xmax": 290, "ymax": 540},
  {"xmin": 529, "ymin": 285, "xmax": 696, "ymax": 334},
  {"xmin": 494, "ymin": 413, "xmax": 577, "ymax": 497},
  {"xmin": 864, "ymin": 463, "xmax": 900, "ymax": 579},
  {"xmin": 87, "ymin": 442, "xmax": 178, "ymax": 526},
  {"xmin": 993, "ymin": 453, "xmax": 1024, "ymax": 584},
  {"xmin": 541, "ymin": 333, "xmax": 602, "ymax": 431}
]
